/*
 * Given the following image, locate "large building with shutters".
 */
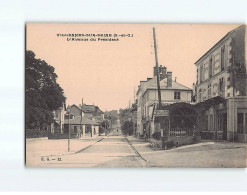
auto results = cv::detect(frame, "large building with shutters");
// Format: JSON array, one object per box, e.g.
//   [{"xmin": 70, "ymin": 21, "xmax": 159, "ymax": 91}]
[
  {"xmin": 136, "ymin": 65, "xmax": 192, "ymax": 138},
  {"xmin": 194, "ymin": 25, "xmax": 247, "ymax": 142}
]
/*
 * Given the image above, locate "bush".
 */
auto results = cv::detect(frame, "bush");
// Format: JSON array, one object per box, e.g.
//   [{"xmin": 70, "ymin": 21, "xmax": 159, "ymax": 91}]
[
  {"xmin": 200, "ymin": 131, "xmax": 214, "ymax": 140},
  {"xmin": 26, "ymin": 128, "xmax": 48, "ymax": 138},
  {"xmin": 192, "ymin": 136, "xmax": 197, "ymax": 143},
  {"xmin": 152, "ymin": 132, "xmax": 161, "ymax": 140},
  {"xmin": 165, "ymin": 140, "xmax": 176, "ymax": 148},
  {"xmin": 162, "ymin": 140, "xmax": 176, "ymax": 149},
  {"xmin": 121, "ymin": 121, "xmax": 133, "ymax": 135}
]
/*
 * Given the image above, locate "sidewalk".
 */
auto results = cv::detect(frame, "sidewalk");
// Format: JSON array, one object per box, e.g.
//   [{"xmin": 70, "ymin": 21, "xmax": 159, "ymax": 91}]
[
  {"xmin": 26, "ymin": 136, "xmax": 104, "ymax": 166},
  {"xmin": 127, "ymin": 136, "xmax": 247, "ymax": 168}
]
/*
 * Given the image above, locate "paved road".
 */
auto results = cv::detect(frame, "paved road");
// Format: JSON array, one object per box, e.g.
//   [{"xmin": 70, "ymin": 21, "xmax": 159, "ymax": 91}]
[{"xmin": 40, "ymin": 130, "xmax": 147, "ymax": 168}]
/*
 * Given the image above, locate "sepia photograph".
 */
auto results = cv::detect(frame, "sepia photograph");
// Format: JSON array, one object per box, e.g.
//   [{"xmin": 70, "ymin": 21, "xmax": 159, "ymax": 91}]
[{"xmin": 25, "ymin": 23, "xmax": 247, "ymax": 168}]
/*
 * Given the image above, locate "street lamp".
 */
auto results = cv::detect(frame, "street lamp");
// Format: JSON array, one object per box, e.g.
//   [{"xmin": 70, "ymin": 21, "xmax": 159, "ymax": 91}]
[{"xmin": 67, "ymin": 105, "xmax": 71, "ymax": 152}]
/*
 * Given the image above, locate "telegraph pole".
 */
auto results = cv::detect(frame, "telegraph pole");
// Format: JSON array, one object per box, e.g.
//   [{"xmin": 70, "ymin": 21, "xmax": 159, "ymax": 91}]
[
  {"xmin": 80, "ymin": 98, "xmax": 83, "ymax": 138},
  {"xmin": 133, "ymin": 87, "xmax": 136, "ymax": 103},
  {"xmin": 153, "ymin": 27, "xmax": 162, "ymax": 109}
]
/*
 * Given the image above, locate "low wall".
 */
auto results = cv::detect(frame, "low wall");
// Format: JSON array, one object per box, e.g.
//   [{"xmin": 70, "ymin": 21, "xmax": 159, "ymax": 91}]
[
  {"xmin": 237, "ymin": 134, "xmax": 247, "ymax": 142},
  {"xmin": 149, "ymin": 136, "xmax": 201, "ymax": 149},
  {"xmin": 169, "ymin": 136, "xmax": 201, "ymax": 147},
  {"xmin": 227, "ymin": 132, "xmax": 247, "ymax": 142},
  {"xmin": 48, "ymin": 133, "xmax": 77, "ymax": 139}
]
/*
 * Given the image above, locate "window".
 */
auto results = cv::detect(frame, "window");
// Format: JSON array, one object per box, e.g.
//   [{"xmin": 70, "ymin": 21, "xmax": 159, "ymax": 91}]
[
  {"xmin": 64, "ymin": 114, "xmax": 74, "ymax": 119},
  {"xmin": 209, "ymin": 115, "xmax": 213, "ymax": 130},
  {"xmin": 209, "ymin": 56, "xmax": 213, "ymax": 77},
  {"xmin": 221, "ymin": 45, "xmax": 225, "ymax": 71},
  {"xmin": 219, "ymin": 78, "xmax": 225, "ymax": 97},
  {"xmin": 208, "ymin": 84, "xmax": 211, "ymax": 99},
  {"xmin": 205, "ymin": 115, "xmax": 208, "ymax": 131},
  {"xmin": 219, "ymin": 78, "xmax": 224, "ymax": 91},
  {"xmin": 199, "ymin": 89, "xmax": 202, "ymax": 102},
  {"xmin": 174, "ymin": 92, "xmax": 181, "ymax": 100},
  {"xmin": 86, "ymin": 125, "xmax": 91, "ymax": 133},
  {"xmin": 227, "ymin": 77, "xmax": 231, "ymax": 89},
  {"xmin": 237, "ymin": 113, "xmax": 244, "ymax": 134},
  {"xmin": 200, "ymin": 64, "xmax": 203, "ymax": 83}
]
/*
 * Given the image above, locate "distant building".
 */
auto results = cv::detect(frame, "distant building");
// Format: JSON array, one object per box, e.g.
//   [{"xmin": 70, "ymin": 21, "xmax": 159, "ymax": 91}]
[
  {"xmin": 50, "ymin": 102, "xmax": 66, "ymax": 135},
  {"xmin": 136, "ymin": 65, "xmax": 192, "ymax": 137},
  {"xmin": 49, "ymin": 102, "xmax": 104, "ymax": 139},
  {"xmin": 194, "ymin": 25, "xmax": 247, "ymax": 142},
  {"xmin": 81, "ymin": 104, "xmax": 104, "ymax": 121},
  {"xmin": 63, "ymin": 114, "xmax": 100, "ymax": 138}
]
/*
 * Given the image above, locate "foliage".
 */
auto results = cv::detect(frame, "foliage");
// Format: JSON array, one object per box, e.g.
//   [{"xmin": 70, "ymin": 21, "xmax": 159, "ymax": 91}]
[
  {"xmin": 200, "ymin": 131, "xmax": 215, "ymax": 140},
  {"xmin": 152, "ymin": 132, "xmax": 161, "ymax": 140},
  {"xmin": 100, "ymin": 119, "xmax": 111, "ymax": 129},
  {"xmin": 25, "ymin": 50, "xmax": 66, "ymax": 131},
  {"xmin": 119, "ymin": 107, "xmax": 132, "ymax": 130},
  {"xmin": 121, "ymin": 121, "xmax": 134, "ymax": 135},
  {"xmin": 161, "ymin": 102, "xmax": 197, "ymax": 128},
  {"xmin": 104, "ymin": 110, "xmax": 118, "ymax": 126},
  {"xmin": 194, "ymin": 96, "xmax": 226, "ymax": 113},
  {"xmin": 163, "ymin": 140, "xmax": 175, "ymax": 149}
]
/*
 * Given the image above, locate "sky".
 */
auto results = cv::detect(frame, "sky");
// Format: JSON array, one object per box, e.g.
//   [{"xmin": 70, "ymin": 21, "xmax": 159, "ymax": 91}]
[{"xmin": 26, "ymin": 24, "xmax": 240, "ymax": 111}]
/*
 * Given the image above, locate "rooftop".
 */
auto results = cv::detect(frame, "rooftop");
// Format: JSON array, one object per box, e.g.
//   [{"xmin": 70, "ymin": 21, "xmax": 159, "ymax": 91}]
[
  {"xmin": 64, "ymin": 116, "xmax": 100, "ymax": 125},
  {"xmin": 194, "ymin": 25, "xmax": 245, "ymax": 65},
  {"xmin": 147, "ymin": 78, "xmax": 192, "ymax": 91}
]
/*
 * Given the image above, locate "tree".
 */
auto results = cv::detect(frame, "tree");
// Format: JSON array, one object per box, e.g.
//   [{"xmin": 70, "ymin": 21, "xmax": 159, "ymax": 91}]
[
  {"xmin": 104, "ymin": 110, "xmax": 118, "ymax": 127},
  {"xmin": 121, "ymin": 121, "xmax": 134, "ymax": 135},
  {"xmin": 100, "ymin": 119, "xmax": 111, "ymax": 134},
  {"xmin": 25, "ymin": 50, "xmax": 66, "ymax": 133}
]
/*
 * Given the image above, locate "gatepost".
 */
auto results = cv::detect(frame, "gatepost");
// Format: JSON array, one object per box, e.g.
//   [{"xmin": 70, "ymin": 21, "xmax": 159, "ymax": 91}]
[{"xmin": 155, "ymin": 110, "xmax": 170, "ymax": 150}]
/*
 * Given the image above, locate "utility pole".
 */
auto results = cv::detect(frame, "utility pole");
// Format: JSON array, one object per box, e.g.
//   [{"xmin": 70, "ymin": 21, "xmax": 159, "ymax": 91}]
[
  {"xmin": 133, "ymin": 87, "xmax": 136, "ymax": 103},
  {"xmin": 153, "ymin": 27, "xmax": 162, "ymax": 109},
  {"xmin": 80, "ymin": 98, "xmax": 83, "ymax": 138},
  {"xmin": 67, "ymin": 105, "xmax": 71, "ymax": 152},
  {"xmin": 232, "ymin": 51, "xmax": 235, "ymax": 142}
]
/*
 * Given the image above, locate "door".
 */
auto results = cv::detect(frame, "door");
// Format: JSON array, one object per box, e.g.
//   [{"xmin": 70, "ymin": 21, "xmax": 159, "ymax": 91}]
[{"xmin": 222, "ymin": 113, "xmax": 227, "ymax": 140}]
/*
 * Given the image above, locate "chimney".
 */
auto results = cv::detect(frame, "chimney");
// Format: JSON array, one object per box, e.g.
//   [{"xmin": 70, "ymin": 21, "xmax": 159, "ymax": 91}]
[
  {"xmin": 167, "ymin": 71, "xmax": 172, "ymax": 87},
  {"xmin": 154, "ymin": 65, "xmax": 167, "ymax": 78},
  {"xmin": 153, "ymin": 66, "xmax": 158, "ymax": 77},
  {"xmin": 159, "ymin": 65, "xmax": 167, "ymax": 80}
]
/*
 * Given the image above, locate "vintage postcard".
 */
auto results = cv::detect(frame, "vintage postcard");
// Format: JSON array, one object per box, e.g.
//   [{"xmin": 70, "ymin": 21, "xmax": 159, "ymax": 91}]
[{"xmin": 25, "ymin": 24, "xmax": 247, "ymax": 168}]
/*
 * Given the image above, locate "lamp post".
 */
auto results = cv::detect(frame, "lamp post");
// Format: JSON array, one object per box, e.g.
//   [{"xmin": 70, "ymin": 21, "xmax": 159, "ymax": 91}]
[{"xmin": 67, "ymin": 105, "xmax": 71, "ymax": 152}]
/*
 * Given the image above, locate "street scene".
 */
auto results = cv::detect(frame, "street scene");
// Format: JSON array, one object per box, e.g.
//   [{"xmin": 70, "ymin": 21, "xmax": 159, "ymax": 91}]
[
  {"xmin": 25, "ymin": 24, "xmax": 247, "ymax": 168},
  {"xmin": 26, "ymin": 129, "xmax": 246, "ymax": 167}
]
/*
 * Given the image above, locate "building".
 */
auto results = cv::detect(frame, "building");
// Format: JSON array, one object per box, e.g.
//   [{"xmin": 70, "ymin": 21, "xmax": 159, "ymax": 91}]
[
  {"xmin": 50, "ymin": 102, "xmax": 66, "ymax": 135},
  {"xmin": 49, "ymin": 102, "xmax": 103, "ymax": 139},
  {"xmin": 136, "ymin": 65, "xmax": 192, "ymax": 137},
  {"xmin": 194, "ymin": 25, "xmax": 247, "ymax": 142},
  {"xmin": 81, "ymin": 104, "xmax": 104, "ymax": 121},
  {"xmin": 63, "ymin": 115, "xmax": 100, "ymax": 138},
  {"xmin": 131, "ymin": 102, "xmax": 137, "ymax": 135}
]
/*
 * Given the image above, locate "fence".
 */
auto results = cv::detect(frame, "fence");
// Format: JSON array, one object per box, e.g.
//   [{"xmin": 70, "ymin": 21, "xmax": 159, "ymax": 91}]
[{"xmin": 169, "ymin": 128, "xmax": 199, "ymax": 137}]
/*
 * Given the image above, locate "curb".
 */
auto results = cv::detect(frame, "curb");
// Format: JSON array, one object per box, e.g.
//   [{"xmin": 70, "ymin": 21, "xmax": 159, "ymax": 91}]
[
  {"xmin": 74, "ymin": 137, "xmax": 105, "ymax": 154},
  {"xmin": 125, "ymin": 136, "xmax": 147, "ymax": 163}
]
